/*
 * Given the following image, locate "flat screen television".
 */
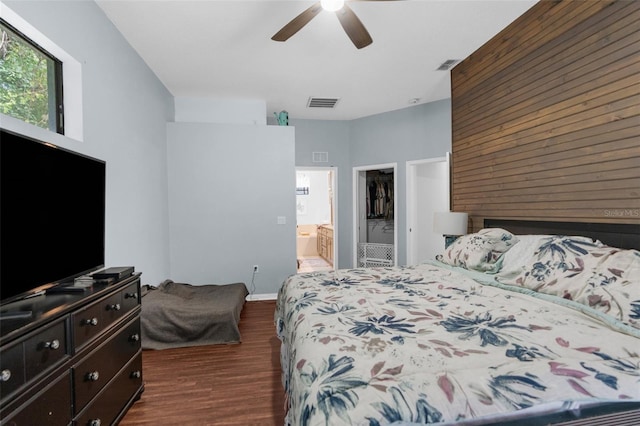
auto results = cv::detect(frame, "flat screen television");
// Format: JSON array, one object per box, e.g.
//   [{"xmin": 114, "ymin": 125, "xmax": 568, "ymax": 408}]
[{"xmin": 0, "ymin": 128, "xmax": 106, "ymax": 306}]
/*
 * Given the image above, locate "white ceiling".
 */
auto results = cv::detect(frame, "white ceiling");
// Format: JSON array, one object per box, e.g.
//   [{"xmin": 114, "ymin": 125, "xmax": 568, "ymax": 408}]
[{"xmin": 96, "ymin": 0, "xmax": 537, "ymax": 121}]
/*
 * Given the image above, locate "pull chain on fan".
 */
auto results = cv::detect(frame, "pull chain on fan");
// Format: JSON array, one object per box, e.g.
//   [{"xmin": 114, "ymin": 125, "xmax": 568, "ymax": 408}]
[{"xmin": 271, "ymin": 0, "xmax": 401, "ymax": 50}]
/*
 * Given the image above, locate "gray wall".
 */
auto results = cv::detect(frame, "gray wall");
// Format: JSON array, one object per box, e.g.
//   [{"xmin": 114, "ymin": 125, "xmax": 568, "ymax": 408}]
[
  {"xmin": 166, "ymin": 123, "xmax": 296, "ymax": 294},
  {"xmin": 3, "ymin": 1, "xmax": 173, "ymax": 285},
  {"xmin": 292, "ymin": 99, "xmax": 452, "ymax": 267}
]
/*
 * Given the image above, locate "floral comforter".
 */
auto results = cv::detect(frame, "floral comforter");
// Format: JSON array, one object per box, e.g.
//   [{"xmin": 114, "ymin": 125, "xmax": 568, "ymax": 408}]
[{"xmin": 275, "ymin": 262, "xmax": 640, "ymax": 426}]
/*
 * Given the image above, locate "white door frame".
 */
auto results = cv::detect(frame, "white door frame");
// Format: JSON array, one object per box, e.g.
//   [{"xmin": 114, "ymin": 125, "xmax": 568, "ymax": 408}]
[
  {"xmin": 406, "ymin": 154, "xmax": 450, "ymax": 265},
  {"xmin": 352, "ymin": 162, "xmax": 398, "ymax": 267},
  {"xmin": 296, "ymin": 166, "xmax": 338, "ymax": 267}
]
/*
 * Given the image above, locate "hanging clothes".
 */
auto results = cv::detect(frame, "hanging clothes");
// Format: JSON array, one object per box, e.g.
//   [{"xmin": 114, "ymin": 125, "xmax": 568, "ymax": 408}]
[
  {"xmin": 366, "ymin": 172, "xmax": 393, "ymax": 220},
  {"xmin": 376, "ymin": 179, "xmax": 385, "ymax": 217},
  {"xmin": 384, "ymin": 182, "xmax": 394, "ymax": 220},
  {"xmin": 368, "ymin": 181, "xmax": 376, "ymax": 218}
]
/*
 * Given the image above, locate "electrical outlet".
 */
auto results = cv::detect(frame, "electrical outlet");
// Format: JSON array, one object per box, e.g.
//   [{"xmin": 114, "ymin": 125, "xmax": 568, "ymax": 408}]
[{"xmin": 253, "ymin": 265, "xmax": 259, "ymax": 273}]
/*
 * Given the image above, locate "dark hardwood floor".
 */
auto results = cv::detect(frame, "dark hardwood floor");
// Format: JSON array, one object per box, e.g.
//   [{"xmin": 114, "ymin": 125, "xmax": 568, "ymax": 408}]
[{"xmin": 120, "ymin": 300, "xmax": 285, "ymax": 426}]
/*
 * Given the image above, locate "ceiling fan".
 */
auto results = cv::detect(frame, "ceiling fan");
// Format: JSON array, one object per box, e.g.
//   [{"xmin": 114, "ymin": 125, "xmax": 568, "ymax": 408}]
[{"xmin": 272, "ymin": 0, "xmax": 400, "ymax": 50}]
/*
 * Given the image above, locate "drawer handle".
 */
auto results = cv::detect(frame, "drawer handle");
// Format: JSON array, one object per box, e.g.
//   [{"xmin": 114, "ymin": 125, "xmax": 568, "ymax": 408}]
[
  {"xmin": 89, "ymin": 419, "xmax": 102, "ymax": 426},
  {"xmin": 124, "ymin": 292, "xmax": 138, "ymax": 299},
  {"xmin": 131, "ymin": 370, "xmax": 141, "ymax": 379},
  {"xmin": 43, "ymin": 339, "xmax": 60, "ymax": 350},
  {"xmin": 129, "ymin": 333, "xmax": 140, "ymax": 342},
  {"xmin": 83, "ymin": 317, "xmax": 99, "ymax": 326},
  {"xmin": 1, "ymin": 369, "xmax": 11, "ymax": 382},
  {"xmin": 86, "ymin": 371, "xmax": 100, "ymax": 382},
  {"xmin": 106, "ymin": 303, "xmax": 121, "ymax": 311}
]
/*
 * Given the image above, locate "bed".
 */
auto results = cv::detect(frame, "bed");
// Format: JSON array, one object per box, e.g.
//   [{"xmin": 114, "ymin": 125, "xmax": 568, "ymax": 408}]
[
  {"xmin": 275, "ymin": 220, "xmax": 640, "ymax": 425},
  {"xmin": 141, "ymin": 280, "xmax": 248, "ymax": 350}
]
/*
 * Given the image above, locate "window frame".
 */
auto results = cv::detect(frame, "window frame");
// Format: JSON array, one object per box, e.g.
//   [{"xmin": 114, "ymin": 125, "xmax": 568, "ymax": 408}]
[{"xmin": 1, "ymin": 17, "xmax": 64, "ymax": 134}]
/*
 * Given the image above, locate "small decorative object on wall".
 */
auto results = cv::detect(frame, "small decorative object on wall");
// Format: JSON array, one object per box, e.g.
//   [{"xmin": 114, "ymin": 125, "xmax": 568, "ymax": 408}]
[
  {"xmin": 433, "ymin": 211, "xmax": 469, "ymax": 248},
  {"xmin": 274, "ymin": 110, "xmax": 289, "ymax": 126}
]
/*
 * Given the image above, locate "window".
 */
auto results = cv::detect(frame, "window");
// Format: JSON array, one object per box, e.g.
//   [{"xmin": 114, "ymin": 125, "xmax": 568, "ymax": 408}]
[{"xmin": 0, "ymin": 18, "xmax": 63, "ymax": 134}]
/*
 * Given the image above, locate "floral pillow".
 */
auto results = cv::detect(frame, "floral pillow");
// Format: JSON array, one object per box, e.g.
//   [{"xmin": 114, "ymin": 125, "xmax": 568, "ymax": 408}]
[
  {"xmin": 494, "ymin": 235, "xmax": 551, "ymax": 278},
  {"xmin": 576, "ymin": 248, "xmax": 640, "ymax": 329},
  {"xmin": 437, "ymin": 228, "xmax": 519, "ymax": 272},
  {"xmin": 498, "ymin": 236, "xmax": 640, "ymax": 329},
  {"xmin": 498, "ymin": 236, "xmax": 602, "ymax": 289}
]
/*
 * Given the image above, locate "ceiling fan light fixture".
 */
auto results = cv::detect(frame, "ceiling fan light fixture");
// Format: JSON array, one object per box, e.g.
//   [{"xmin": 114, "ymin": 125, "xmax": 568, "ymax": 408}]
[{"xmin": 321, "ymin": 0, "xmax": 345, "ymax": 12}]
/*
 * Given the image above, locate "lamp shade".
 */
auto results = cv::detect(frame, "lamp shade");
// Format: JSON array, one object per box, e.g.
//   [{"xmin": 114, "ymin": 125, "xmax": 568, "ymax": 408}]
[{"xmin": 433, "ymin": 212, "xmax": 468, "ymax": 236}]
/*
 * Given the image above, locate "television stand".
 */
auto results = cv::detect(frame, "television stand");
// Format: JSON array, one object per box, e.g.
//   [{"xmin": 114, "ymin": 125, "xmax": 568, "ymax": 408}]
[{"xmin": 0, "ymin": 272, "xmax": 143, "ymax": 425}]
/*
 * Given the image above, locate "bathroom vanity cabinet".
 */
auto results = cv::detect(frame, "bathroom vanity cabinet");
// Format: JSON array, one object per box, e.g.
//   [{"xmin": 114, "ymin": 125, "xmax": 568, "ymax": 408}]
[{"xmin": 317, "ymin": 225, "xmax": 333, "ymax": 265}]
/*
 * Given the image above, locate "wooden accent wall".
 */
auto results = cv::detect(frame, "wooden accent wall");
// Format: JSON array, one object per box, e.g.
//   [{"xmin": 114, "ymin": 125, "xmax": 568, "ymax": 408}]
[{"xmin": 451, "ymin": 0, "xmax": 640, "ymax": 231}]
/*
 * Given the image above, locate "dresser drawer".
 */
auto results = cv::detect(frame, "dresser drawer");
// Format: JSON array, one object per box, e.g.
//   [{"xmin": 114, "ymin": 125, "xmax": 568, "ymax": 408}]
[
  {"xmin": 120, "ymin": 281, "xmax": 141, "ymax": 313},
  {"xmin": 0, "ymin": 342, "xmax": 25, "ymax": 402},
  {"xmin": 3, "ymin": 370, "xmax": 72, "ymax": 426},
  {"xmin": 73, "ymin": 317, "xmax": 141, "ymax": 412},
  {"xmin": 73, "ymin": 296, "xmax": 110, "ymax": 350},
  {"xmin": 73, "ymin": 281, "xmax": 139, "ymax": 350},
  {"xmin": 75, "ymin": 352, "xmax": 143, "ymax": 426},
  {"xmin": 24, "ymin": 318, "xmax": 69, "ymax": 381}
]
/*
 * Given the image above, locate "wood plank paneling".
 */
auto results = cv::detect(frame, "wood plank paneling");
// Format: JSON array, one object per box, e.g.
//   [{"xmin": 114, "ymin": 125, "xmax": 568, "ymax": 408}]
[{"xmin": 451, "ymin": 0, "xmax": 640, "ymax": 231}]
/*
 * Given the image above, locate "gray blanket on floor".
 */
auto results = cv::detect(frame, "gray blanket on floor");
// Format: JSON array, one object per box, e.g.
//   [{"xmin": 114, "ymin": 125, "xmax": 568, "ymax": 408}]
[{"xmin": 141, "ymin": 280, "xmax": 248, "ymax": 350}]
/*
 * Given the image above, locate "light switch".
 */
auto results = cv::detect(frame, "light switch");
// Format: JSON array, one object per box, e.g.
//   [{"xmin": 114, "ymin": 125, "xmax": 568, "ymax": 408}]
[{"xmin": 277, "ymin": 216, "xmax": 286, "ymax": 225}]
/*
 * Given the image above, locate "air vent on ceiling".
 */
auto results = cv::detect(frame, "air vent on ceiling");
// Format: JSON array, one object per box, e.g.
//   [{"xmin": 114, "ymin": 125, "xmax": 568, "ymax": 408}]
[
  {"xmin": 437, "ymin": 59, "xmax": 460, "ymax": 71},
  {"xmin": 312, "ymin": 152, "xmax": 329, "ymax": 163},
  {"xmin": 307, "ymin": 97, "xmax": 340, "ymax": 108}
]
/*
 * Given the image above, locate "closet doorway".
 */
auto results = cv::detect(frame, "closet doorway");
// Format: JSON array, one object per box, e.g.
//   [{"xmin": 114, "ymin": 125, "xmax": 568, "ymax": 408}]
[
  {"xmin": 295, "ymin": 167, "xmax": 337, "ymax": 273},
  {"xmin": 353, "ymin": 163, "xmax": 397, "ymax": 268},
  {"xmin": 406, "ymin": 155, "xmax": 450, "ymax": 265}
]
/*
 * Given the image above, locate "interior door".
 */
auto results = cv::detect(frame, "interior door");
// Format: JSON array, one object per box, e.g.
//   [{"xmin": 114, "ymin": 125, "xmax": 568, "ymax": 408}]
[{"xmin": 407, "ymin": 155, "xmax": 450, "ymax": 265}]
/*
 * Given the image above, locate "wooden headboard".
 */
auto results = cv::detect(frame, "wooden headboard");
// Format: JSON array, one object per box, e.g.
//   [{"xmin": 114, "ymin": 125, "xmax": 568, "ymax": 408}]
[{"xmin": 484, "ymin": 219, "xmax": 640, "ymax": 250}]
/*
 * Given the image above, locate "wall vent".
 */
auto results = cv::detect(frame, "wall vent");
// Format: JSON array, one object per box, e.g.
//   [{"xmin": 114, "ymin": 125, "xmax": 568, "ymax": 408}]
[
  {"xmin": 312, "ymin": 152, "xmax": 329, "ymax": 163},
  {"xmin": 307, "ymin": 97, "xmax": 340, "ymax": 108},
  {"xmin": 437, "ymin": 59, "xmax": 460, "ymax": 71}
]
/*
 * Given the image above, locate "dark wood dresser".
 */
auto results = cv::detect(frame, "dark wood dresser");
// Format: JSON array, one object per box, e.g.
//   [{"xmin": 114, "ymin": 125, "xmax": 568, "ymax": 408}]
[{"xmin": 0, "ymin": 273, "xmax": 143, "ymax": 425}]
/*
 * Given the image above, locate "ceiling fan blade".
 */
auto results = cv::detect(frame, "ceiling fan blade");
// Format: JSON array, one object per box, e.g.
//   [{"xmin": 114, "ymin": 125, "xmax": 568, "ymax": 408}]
[
  {"xmin": 336, "ymin": 3, "xmax": 373, "ymax": 49},
  {"xmin": 272, "ymin": 2, "xmax": 323, "ymax": 42}
]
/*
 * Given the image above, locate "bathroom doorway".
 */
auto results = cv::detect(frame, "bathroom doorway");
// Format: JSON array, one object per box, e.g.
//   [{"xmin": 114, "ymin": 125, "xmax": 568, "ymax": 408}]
[{"xmin": 296, "ymin": 167, "xmax": 337, "ymax": 273}]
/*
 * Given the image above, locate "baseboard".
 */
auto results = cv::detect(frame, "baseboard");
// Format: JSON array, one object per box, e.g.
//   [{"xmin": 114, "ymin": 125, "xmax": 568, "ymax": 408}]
[{"xmin": 246, "ymin": 293, "xmax": 277, "ymax": 301}]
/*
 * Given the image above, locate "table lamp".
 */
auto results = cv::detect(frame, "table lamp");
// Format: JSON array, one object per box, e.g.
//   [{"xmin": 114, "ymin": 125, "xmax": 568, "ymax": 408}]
[{"xmin": 434, "ymin": 211, "xmax": 468, "ymax": 248}]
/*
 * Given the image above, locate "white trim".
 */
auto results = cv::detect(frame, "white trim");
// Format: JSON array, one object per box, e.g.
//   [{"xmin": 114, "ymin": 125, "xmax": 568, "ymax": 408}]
[
  {"xmin": 352, "ymin": 162, "xmax": 398, "ymax": 267},
  {"xmin": 0, "ymin": 2, "xmax": 83, "ymax": 141},
  {"xmin": 246, "ymin": 293, "xmax": 277, "ymax": 301}
]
